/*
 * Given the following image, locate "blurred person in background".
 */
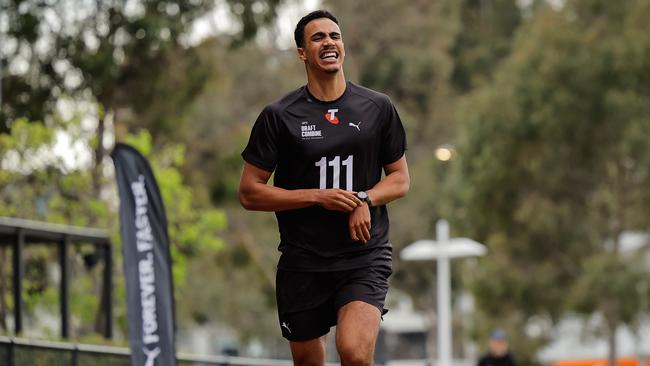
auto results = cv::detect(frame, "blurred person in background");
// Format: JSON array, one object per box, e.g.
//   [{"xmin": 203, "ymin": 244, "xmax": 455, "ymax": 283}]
[{"xmin": 477, "ymin": 329, "xmax": 518, "ymax": 366}]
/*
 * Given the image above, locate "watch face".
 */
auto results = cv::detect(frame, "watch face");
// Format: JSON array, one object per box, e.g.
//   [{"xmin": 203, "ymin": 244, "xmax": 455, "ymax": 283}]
[{"xmin": 358, "ymin": 191, "xmax": 368, "ymax": 199}]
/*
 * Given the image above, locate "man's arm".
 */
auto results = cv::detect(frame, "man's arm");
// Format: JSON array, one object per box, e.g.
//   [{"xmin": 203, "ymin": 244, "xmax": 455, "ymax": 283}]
[
  {"xmin": 348, "ymin": 155, "xmax": 410, "ymax": 243},
  {"xmin": 368, "ymin": 155, "xmax": 410, "ymax": 206},
  {"xmin": 239, "ymin": 162, "xmax": 362, "ymax": 212}
]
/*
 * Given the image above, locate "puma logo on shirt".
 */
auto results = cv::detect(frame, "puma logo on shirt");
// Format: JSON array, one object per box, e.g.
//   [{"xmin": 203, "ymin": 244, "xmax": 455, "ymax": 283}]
[{"xmin": 349, "ymin": 122, "xmax": 361, "ymax": 131}]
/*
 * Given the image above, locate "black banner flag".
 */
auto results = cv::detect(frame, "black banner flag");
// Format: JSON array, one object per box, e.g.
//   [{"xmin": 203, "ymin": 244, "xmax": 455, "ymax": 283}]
[{"xmin": 111, "ymin": 143, "xmax": 176, "ymax": 366}]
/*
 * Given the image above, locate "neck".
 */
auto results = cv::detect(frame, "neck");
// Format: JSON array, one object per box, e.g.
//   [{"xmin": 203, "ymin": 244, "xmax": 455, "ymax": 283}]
[{"xmin": 305, "ymin": 69, "xmax": 347, "ymax": 101}]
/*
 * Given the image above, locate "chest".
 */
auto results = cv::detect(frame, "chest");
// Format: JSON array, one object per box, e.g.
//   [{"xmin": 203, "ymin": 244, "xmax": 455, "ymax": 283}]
[{"xmin": 281, "ymin": 103, "xmax": 383, "ymax": 159}]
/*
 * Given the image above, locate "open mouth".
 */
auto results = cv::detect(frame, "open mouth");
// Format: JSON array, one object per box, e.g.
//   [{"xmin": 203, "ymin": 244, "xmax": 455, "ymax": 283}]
[{"xmin": 319, "ymin": 50, "xmax": 339, "ymax": 60}]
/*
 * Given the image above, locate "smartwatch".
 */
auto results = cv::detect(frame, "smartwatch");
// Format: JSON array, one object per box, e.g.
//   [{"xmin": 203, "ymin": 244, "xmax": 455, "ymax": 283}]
[{"xmin": 356, "ymin": 191, "xmax": 373, "ymax": 207}]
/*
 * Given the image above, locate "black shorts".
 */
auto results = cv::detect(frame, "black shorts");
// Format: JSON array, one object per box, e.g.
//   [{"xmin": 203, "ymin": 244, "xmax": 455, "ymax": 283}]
[{"xmin": 275, "ymin": 264, "xmax": 391, "ymax": 341}]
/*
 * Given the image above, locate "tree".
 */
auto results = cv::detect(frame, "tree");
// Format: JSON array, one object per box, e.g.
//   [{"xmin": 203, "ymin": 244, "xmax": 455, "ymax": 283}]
[
  {"xmin": 0, "ymin": 0, "xmax": 283, "ymax": 130},
  {"xmin": 0, "ymin": 117, "xmax": 116, "ymax": 336},
  {"xmin": 1, "ymin": 0, "xmax": 282, "ymax": 344},
  {"xmin": 1, "ymin": 0, "xmax": 284, "ymax": 202},
  {"xmin": 450, "ymin": 0, "xmax": 522, "ymax": 92},
  {"xmin": 0, "ymin": 119, "xmax": 227, "ymax": 341},
  {"xmin": 453, "ymin": 0, "xmax": 650, "ymax": 364}
]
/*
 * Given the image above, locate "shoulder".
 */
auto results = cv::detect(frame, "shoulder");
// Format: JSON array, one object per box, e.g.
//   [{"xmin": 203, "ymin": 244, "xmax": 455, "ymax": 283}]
[
  {"xmin": 348, "ymin": 82, "xmax": 394, "ymax": 109},
  {"xmin": 264, "ymin": 86, "xmax": 306, "ymax": 115}
]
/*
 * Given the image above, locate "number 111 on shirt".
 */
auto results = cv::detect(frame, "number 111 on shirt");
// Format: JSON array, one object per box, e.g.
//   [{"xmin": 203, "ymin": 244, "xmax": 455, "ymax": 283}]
[{"xmin": 315, "ymin": 155, "xmax": 354, "ymax": 190}]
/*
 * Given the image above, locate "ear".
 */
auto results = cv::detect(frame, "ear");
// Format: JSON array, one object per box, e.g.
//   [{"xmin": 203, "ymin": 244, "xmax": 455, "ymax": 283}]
[{"xmin": 297, "ymin": 47, "xmax": 307, "ymax": 62}]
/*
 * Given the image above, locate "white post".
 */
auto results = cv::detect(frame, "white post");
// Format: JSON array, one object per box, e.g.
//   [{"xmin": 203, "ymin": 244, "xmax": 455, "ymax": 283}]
[{"xmin": 437, "ymin": 219, "xmax": 452, "ymax": 366}]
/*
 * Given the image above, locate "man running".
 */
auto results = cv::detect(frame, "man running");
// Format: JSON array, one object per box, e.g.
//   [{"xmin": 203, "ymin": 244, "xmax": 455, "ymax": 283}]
[{"xmin": 239, "ymin": 9, "xmax": 409, "ymax": 366}]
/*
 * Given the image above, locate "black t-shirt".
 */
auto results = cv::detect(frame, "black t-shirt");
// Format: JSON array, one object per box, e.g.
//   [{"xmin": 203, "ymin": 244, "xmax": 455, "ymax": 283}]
[
  {"xmin": 477, "ymin": 353, "xmax": 517, "ymax": 366},
  {"xmin": 241, "ymin": 81, "xmax": 407, "ymax": 271}
]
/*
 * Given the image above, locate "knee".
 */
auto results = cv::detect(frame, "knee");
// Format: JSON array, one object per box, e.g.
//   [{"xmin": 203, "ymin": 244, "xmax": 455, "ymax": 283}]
[
  {"xmin": 291, "ymin": 344, "xmax": 325, "ymax": 366},
  {"xmin": 290, "ymin": 336, "xmax": 326, "ymax": 366},
  {"xmin": 338, "ymin": 344, "xmax": 373, "ymax": 366}
]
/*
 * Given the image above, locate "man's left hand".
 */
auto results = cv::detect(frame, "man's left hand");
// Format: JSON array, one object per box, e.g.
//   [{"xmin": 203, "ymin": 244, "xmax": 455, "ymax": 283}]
[{"xmin": 348, "ymin": 203, "xmax": 371, "ymax": 244}]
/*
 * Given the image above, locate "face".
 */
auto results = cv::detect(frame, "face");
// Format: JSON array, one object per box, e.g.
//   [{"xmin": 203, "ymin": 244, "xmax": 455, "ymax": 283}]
[
  {"xmin": 488, "ymin": 339, "xmax": 508, "ymax": 356},
  {"xmin": 298, "ymin": 18, "xmax": 345, "ymax": 74}
]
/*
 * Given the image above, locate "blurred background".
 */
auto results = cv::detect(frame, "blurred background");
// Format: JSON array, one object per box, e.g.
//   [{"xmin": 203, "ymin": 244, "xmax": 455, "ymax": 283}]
[{"xmin": 1, "ymin": 0, "xmax": 650, "ymax": 365}]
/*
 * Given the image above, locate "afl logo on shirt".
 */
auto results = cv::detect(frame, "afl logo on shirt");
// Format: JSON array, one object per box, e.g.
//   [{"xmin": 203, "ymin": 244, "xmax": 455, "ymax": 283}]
[{"xmin": 325, "ymin": 109, "xmax": 340, "ymax": 125}]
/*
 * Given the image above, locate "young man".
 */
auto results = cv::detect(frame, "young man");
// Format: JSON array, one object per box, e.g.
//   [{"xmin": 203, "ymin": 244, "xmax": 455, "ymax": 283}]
[{"xmin": 239, "ymin": 9, "xmax": 409, "ymax": 366}]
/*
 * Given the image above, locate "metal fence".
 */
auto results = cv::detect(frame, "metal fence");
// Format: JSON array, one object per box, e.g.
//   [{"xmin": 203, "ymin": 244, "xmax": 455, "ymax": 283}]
[{"xmin": 0, "ymin": 336, "xmax": 297, "ymax": 366}]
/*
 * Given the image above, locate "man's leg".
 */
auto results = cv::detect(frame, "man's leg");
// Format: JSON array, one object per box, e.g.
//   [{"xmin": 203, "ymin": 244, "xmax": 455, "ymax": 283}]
[
  {"xmin": 277, "ymin": 269, "xmax": 335, "ymax": 366},
  {"xmin": 290, "ymin": 336, "xmax": 327, "ymax": 366},
  {"xmin": 335, "ymin": 301, "xmax": 382, "ymax": 366}
]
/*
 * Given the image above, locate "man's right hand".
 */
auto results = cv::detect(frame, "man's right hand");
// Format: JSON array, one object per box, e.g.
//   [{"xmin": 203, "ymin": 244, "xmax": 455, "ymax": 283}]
[
  {"xmin": 240, "ymin": 162, "xmax": 363, "ymax": 212},
  {"xmin": 315, "ymin": 189, "xmax": 362, "ymax": 212}
]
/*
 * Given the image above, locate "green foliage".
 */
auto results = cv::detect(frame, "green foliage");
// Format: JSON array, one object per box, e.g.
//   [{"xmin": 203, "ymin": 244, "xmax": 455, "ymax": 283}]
[
  {"xmin": 569, "ymin": 253, "xmax": 650, "ymax": 326},
  {"xmin": 0, "ymin": 116, "xmax": 112, "ymax": 337},
  {"xmin": 453, "ymin": 0, "xmax": 650, "ymax": 362},
  {"xmin": 122, "ymin": 129, "xmax": 227, "ymax": 292},
  {"xmin": 451, "ymin": 0, "xmax": 522, "ymax": 92},
  {"xmin": 1, "ymin": 0, "xmax": 283, "ymax": 138},
  {"xmin": 0, "ymin": 120, "xmax": 226, "ymax": 340}
]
